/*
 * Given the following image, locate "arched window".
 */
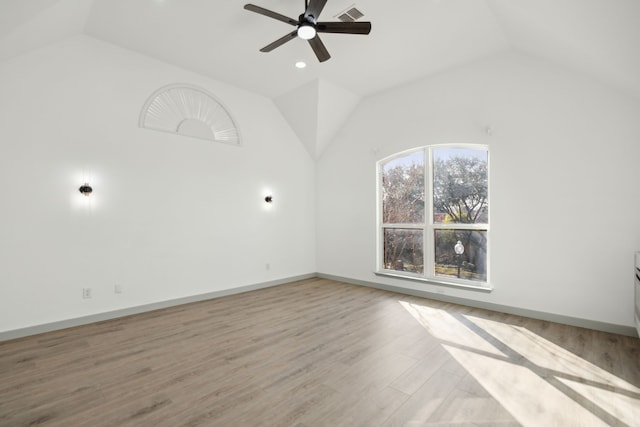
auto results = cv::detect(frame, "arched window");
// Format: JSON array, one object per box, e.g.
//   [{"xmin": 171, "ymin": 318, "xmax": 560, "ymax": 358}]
[
  {"xmin": 139, "ymin": 84, "xmax": 240, "ymax": 145},
  {"xmin": 378, "ymin": 145, "xmax": 489, "ymax": 288}
]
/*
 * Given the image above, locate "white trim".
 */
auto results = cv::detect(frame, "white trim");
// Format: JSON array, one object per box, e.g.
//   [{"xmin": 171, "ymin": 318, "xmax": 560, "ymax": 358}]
[
  {"xmin": 0, "ymin": 273, "xmax": 315, "ymax": 342},
  {"xmin": 425, "ymin": 147, "xmax": 434, "ymax": 277},
  {"xmin": 3, "ymin": 273, "xmax": 636, "ymax": 342},
  {"xmin": 318, "ymin": 273, "xmax": 638, "ymax": 338},
  {"xmin": 139, "ymin": 83, "xmax": 241, "ymax": 146},
  {"xmin": 377, "ymin": 144, "xmax": 490, "ymax": 289},
  {"xmin": 375, "ymin": 270, "xmax": 493, "ymax": 291},
  {"xmin": 382, "ymin": 223, "xmax": 424, "ymax": 228}
]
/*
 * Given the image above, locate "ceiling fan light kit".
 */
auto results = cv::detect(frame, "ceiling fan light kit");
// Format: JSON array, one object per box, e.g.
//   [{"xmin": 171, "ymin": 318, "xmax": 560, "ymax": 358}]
[
  {"xmin": 244, "ymin": 0, "xmax": 372, "ymax": 62},
  {"xmin": 297, "ymin": 23, "xmax": 317, "ymax": 40}
]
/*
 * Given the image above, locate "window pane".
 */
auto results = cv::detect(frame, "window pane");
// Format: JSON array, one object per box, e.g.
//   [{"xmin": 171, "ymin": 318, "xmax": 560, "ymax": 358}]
[
  {"xmin": 434, "ymin": 229, "xmax": 487, "ymax": 282},
  {"xmin": 382, "ymin": 151, "xmax": 425, "ymax": 224},
  {"xmin": 433, "ymin": 148, "xmax": 488, "ymax": 224},
  {"xmin": 383, "ymin": 228, "xmax": 424, "ymax": 274}
]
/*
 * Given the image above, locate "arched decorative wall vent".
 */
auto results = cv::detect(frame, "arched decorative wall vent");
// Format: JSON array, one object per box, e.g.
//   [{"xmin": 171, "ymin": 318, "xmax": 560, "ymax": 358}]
[{"xmin": 139, "ymin": 84, "xmax": 240, "ymax": 145}]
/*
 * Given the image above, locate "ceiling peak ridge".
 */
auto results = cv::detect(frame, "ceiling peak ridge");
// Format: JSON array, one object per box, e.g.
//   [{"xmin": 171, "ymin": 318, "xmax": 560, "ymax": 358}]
[{"xmin": 274, "ymin": 77, "xmax": 362, "ymax": 160}]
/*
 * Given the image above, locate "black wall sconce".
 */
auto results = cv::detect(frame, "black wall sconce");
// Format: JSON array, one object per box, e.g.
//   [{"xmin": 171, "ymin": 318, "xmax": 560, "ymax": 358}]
[
  {"xmin": 79, "ymin": 183, "xmax": 93, "ymax": 196},
  {"xmin": 264, "ymin": 195, "xmax": 273, "ymax": 203}
]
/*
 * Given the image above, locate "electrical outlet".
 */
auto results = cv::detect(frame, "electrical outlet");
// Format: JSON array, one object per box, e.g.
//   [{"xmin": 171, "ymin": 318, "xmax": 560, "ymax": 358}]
[
  {"xmin": 115, "ymin": 284, "xmax": 123, "ymax": 294},
  {"xmin": 82, "ymin": 288, "xmax": 92, "ymax": 299}
]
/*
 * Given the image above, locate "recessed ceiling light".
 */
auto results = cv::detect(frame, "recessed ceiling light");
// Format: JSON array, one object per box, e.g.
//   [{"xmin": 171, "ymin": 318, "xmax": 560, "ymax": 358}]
[{"xmin": 295, "ymin": 61, "xmax": 307, "ymax": 69}]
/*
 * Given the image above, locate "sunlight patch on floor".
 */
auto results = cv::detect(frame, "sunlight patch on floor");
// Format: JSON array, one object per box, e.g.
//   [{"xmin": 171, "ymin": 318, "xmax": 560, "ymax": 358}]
[
  {"xmin": 468, "ymin": 315, "xmax": 640, "ymax": 396},
  {"xmin": 399, "ymin": 301, "xmax": 640, "ymax": 426},
  {"xmin": 399, "ymin": 301, "xmax": 507, "ymax": 359},
  {"xmin": 556, "ymin": 376, "xmax": 640, "ymax": 424}
]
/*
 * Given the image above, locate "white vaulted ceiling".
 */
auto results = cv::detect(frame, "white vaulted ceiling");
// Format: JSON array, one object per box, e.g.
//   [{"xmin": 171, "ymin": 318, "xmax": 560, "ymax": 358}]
[{"xmin": 1, "ymin": 0, "xmax": 639, "ymax": 157}]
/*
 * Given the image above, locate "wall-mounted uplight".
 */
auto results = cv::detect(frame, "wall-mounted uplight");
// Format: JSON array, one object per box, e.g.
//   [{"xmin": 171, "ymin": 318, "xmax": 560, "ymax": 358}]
[
  {"xmin": 265, "ymin": 195, "xmax": 273, "ymax": 203},
  {"xmin": 295, "ymin": 61, "xmax": 307, "ymax": 69},
  {"xmin": 79, "ymin": 183, "xmax": 93, "ymax": 196}
]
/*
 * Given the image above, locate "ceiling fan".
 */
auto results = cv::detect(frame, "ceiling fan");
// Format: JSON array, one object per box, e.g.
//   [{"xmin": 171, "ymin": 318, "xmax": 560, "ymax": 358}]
[{"xmin": 244, "ymin": 0, "xmax": 372, "ymax": 62}]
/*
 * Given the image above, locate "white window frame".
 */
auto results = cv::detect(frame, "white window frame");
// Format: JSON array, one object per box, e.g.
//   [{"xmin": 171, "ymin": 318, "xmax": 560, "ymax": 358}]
[{"xmin": 376, "ymin": 144, "xmax": 491, "ymax": 291}]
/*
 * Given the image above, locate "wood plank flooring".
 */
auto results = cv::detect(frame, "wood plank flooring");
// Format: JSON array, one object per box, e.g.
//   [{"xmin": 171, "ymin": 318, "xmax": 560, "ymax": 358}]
[{"xmin": 1, "ymin": 278, "xmax": 639, "ymax": 426}]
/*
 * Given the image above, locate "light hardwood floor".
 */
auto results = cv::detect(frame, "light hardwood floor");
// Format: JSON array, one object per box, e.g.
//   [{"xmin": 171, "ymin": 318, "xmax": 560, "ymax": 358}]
[{"xmin": 1, "ymin": 278, "xmax": 639, "ymax": 426}]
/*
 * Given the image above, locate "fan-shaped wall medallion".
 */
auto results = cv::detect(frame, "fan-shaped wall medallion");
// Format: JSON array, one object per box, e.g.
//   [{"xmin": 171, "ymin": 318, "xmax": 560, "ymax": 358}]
[{"xmin": 139, "ymin": 84, "xmax": 240, "ymax": 145}]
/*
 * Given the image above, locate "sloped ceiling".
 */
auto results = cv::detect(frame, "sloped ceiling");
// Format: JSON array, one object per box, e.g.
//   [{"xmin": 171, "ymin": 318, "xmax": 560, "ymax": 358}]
[
  {"xmin": 274, "ymin": 79, "xmax": 360, "ymax": 158},
  {"xmin": 0, "ymin": 0, "xmax": 92, "ymax": 62},
  {"xmin": 0, "ymin": 0, "xmax": 638, "ymax": 158},
  {"xmin": 489, "ymin": 0, "xmax": 640, "ymax": 101}
]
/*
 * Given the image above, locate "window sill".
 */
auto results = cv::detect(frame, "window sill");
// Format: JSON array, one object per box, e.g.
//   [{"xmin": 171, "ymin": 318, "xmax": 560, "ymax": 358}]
[{"xmin": 374, "ymin": 270, "xmax": 493, "ymax": 292}]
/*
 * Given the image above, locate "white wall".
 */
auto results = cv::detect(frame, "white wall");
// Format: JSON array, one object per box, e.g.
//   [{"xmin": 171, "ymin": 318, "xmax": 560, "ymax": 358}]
[
  {"xmin": 0, "ymin": 35, "xmax": 316, "ymax": 333},
  {"xmin": 3, "ymin": 38, "xmax": 638, "ymax": 334},
  {"xmin": 317, "ymin": 51, "xmax": 640, "ymax": 327}
]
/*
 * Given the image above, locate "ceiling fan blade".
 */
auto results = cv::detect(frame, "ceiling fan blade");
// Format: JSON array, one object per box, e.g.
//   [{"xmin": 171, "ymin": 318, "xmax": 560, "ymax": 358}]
[
  {"xmin": 304, "ymin": 0, "xmax": 327, "ymax": 22},
  {"xmin": 244, "ymin": 4, "xmax": 298, "ymax": 26},
  {"xmin": 260, "ymin": 31, "xmax": 298, "ymax": 52},
  {"xmin": 316, "ymin": 21, "xmax": 372, "ymax": 35},
  {"xmin": 308, "ymin": 35, "xmax": 330, "ymax": 62}
]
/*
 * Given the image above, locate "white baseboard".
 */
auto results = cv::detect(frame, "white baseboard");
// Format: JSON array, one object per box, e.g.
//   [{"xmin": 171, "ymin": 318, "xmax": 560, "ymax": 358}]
[
  {"xmin": 317, "ymin": 273, "xmax": 639, "ymax": 338},
  {"xmin": 0, "ymin": 273, "xmax": 316, "ymax": 342},
  {"xmin": 2, "ymin": 272, "xmax": 636, "ymax": 342}
]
